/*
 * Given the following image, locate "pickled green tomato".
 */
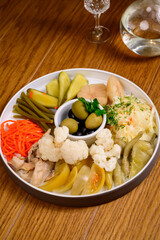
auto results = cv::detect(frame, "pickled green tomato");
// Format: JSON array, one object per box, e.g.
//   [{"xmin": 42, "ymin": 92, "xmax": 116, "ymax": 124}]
[
  {"xmin": 60, "ymin": 118, "xmax": 78, "ymax": 134},
  {"xmin": 39, "ymin": 163, "xmax": 70, "ymax": 191},
  {"xmin": 85, "ymin": 113, "xmax": 102, "ymax": 129},
  {"xmin": 54, "ymin": 166, "xmax": 78, "ymax": 193},
  {"xmin": 82, "ymin": 163, "xmax": 105, "ymax": 195},
  {"xmin": 71, "ymin": 165, "xmax": 90, "ymax": 195},
  {"xmin": 72, "ymin": 100, "xmax": 89, "ymax": 120}
]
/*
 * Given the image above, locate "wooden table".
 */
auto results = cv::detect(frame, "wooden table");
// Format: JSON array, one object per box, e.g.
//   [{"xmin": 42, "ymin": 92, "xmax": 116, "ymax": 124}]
[{"xmin": 0, "ymin": 0, "xmax": 160, "ymax": 239}]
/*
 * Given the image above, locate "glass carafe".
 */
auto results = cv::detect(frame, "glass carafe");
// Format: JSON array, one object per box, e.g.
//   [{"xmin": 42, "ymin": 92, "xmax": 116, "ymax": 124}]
[{"xmin": 120, "ymin": 0, "xmax": 160, "ymax": 57}]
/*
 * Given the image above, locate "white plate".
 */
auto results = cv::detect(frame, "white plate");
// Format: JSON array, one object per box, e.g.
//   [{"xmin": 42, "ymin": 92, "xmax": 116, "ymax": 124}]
[{"xmin": 0, "ymin": 68, "xmax": 160, "ymax": 206}]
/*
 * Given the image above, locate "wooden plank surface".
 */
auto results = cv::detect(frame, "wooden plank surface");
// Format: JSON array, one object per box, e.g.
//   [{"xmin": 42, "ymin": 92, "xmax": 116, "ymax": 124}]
[
  {"xmin": 0, "ymin": 0, "xmax": 160, "ymax": 239},
  {"xmin": 0, "ymin": 0, "xmax": 81, "ymax": 112}
]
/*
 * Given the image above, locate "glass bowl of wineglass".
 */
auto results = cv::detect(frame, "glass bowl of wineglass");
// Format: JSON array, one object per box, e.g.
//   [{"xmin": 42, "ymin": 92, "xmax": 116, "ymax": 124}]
[
  {"xmin": 120, "ymin": 0, "xmax": 160, "ymax": 57},
  {"xmin": 84, "ymin": 0, "xmax": 111, "ymax": 44}
]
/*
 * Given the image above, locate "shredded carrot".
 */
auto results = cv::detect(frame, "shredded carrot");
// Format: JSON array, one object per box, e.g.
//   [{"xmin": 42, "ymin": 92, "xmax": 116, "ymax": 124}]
[
  {"xmin": 0, "ymin": 119, "xmax": 44, "ymax": 161},
  {"xmin": 129, "ymin": 117, "xmax": 133, "ymax": 124}
]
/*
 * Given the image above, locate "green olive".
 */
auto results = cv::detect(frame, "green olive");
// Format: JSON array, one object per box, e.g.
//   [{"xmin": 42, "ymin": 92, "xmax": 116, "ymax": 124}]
[
  {"xmin": 60, "ymin": 118, "xmax": 78, "ymax": 134},
  {"xmin": 72, "ymin": 100, "xmax": 89, "ymax": 120},
  {"xmin": 85, "ymin": 113, "xmax": 102, "ymax": 129}
]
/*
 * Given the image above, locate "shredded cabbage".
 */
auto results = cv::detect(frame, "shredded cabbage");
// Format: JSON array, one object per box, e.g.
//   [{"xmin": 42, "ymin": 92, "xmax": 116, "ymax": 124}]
[{"xmin": 109, "ymin": 96, "xmax": 157, "ymax": 142}]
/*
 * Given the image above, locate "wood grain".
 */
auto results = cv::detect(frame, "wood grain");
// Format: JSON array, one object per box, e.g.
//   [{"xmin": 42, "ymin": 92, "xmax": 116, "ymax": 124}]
[
  {"xmin": 0, "ymin": 0, "xmax": 29, "ymax": 39},
  {"xmin": 6, "ymin": 196, "xmax": 98, "ymax": 240},
  {"xmin": 0, "ymin": 161, "xmax": 28, "ymax": 240},
  {"xmin": 0, "ymin": 0, "xmax": 81, "ymax": 113},
  {"xmin": 0, "ymin": 0, "xmax": 159, "ymax": 240}
]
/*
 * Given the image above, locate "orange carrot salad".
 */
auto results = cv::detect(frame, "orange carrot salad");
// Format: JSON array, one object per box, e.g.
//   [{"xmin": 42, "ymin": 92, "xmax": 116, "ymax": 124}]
[{"xmin": 0, "ymin": 119, "xmax": 44, "ymax": 161}]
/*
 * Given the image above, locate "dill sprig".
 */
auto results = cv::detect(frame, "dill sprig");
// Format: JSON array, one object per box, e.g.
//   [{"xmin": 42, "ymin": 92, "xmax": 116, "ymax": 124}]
[
  {"xmin": 104, "ymin": 96, "xmax": 134, "ymax": 129},
  {"xmin": 104, "ymin": 105, "xmax": 119, "ymax": 127}
]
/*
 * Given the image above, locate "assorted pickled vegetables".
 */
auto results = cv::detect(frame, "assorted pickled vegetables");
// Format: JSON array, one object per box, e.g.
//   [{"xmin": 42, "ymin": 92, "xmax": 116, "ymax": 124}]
[{"xmin": 0, "ymin": 71, "xmax": 158, "ymax": 196}]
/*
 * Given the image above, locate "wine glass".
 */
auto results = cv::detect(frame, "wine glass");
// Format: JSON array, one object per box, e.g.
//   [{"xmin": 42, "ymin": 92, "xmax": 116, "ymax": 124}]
[{"xmin": 84, "ymin": 0, "xmax": 110, "ymax": 43}]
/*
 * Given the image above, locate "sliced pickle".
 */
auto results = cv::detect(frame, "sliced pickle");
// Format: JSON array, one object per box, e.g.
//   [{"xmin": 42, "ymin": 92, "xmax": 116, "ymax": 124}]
[
  {"xmin": 46, "ymin": 79, "xmax": 59, "ymax": 97},
  {"xmin": 82, "ymin": 163, "xmax": 105, "ymax": 195},
  {"xmin": 129, "ymin": 140, "xmax": 154, "ymax": 179},
  {"xmin": 27, "ymin": 89, "xmax": 58, "ymax": 108},
  {"xmin": 66, "ymin": 74, "xmax": 88, "ymax": 101},
  {"xmin": 105, "ymin": 171, "xmax": 113, "ymax": 190},
  {"xmin": 39, "ymin": 163, "xmax": 70, "ymax": 191},
  {"xmin": 71, "ymin": 165, "xmax": 90, "ymax": 195},
  {"xmin": 54, "ymin": 166, "xmax": 78, "ymax": 193},
  {"xmin": 58, "ymin": 71, "xmax": 70, "ymax": 106}
]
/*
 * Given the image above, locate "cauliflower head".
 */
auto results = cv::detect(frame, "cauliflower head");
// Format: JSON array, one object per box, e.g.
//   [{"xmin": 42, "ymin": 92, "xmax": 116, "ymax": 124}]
[
  {"xmin": 38, "ymin": 132, "xmax": 62, "ymax": 162},
  {"xmin": 95, "ymin": 128, "xmax": 114, "ymax": 151},
  {"xmin": 90, "ymin": 144, "xmax": 117, "ymax": 171},
  {"xmin": 90, "ymin": 129, "xmax": 121, "ymax": 171},
  {"xmin": 54, "ymin": 126, "xmax": 69, "ymax": 144},
  {"xmin": 61, "ymin": 139, "xmax": 89, "ymax": 164},
  {"xmin": 105, "ymin": 144, "xmax": 121, "ymax": 159},
  {"xmin": 90, "ymin": 144, "xmax": 106, "ymax": 163}
]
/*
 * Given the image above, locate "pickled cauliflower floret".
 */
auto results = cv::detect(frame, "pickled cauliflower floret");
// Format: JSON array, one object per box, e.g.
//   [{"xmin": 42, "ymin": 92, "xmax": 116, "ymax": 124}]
[
  {"xmin": 54, "ymin": 126, "xmax": 69, "ymax": 144},
  {"xmin": 105, "ymin": 144, "xmax": 121, "ymax": 159},
  {"xmin": 61, "ymin": 139, "xmax": 88, "ymax": 164},
  {"xmin": 90, "ymin": 145, "xmax": 106, "ymax": 163},
  {"xmin": 95, "ymin": 128, "xmax": 114, "ymax": 151},
  {"xmin": 38, "ymin": 131, "xmax": 62, "ymax": 162},
  {"xmin": 90, "ymin": 144, "xmax": 117, "ymax": 171},
  {"xmin": 90, "ymin": 129, "xmax": 121, "ymax": 171}
]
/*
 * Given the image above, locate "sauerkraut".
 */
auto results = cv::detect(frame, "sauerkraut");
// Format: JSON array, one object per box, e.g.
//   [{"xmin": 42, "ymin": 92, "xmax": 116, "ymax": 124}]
[{"xmin": 105, "ymin": 95, "xmax": 157, "ymax": 142}]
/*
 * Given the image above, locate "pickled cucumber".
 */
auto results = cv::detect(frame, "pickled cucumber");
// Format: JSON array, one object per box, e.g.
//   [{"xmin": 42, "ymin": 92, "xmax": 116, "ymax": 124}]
[
  {"xmin": 46, "ymin": 79, "xmax": 59, "ymax": 97},
  {"xmin": 58, "ymin": 71, "xmax": 70, "ymax": 106},
  {"xmin": 27, "ymin": 89, "xmax": 58, "ymax": 108},
  {"xmin": 66, "ymin": 74, "xmax": 88, "ymax": 101}
]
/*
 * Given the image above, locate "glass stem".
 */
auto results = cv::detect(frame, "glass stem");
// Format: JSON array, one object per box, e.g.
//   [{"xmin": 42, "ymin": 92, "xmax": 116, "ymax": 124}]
[{"xmin": 94, "ymin": 14, "xmax": 101, "ymax": 30}]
